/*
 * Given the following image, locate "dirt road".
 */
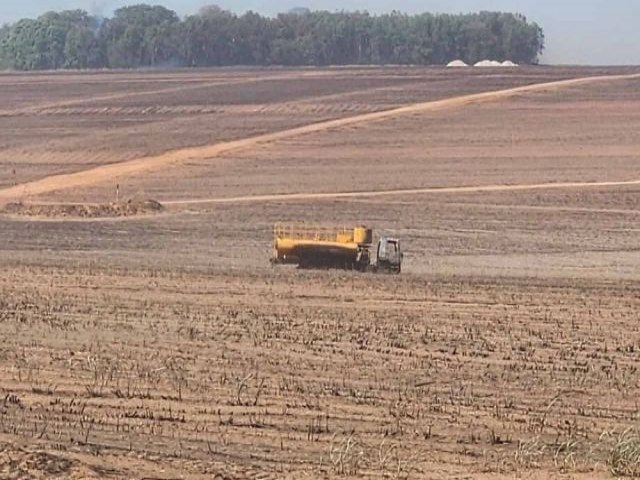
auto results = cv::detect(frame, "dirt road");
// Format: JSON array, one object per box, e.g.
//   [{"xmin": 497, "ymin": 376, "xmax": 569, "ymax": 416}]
[
  {"xmin": 1, "ymin": 72, "xmax": 638, "ymax": 204},
  {"xmin": 161, "ymin": 179, "xmax": 640, "ymax": 206}
]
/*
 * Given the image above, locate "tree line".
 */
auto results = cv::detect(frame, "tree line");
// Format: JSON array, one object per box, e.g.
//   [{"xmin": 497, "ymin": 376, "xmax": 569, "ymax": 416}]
[{"xmin": 0, "ymin": 5, "xmax": 545, "ymax": 70}]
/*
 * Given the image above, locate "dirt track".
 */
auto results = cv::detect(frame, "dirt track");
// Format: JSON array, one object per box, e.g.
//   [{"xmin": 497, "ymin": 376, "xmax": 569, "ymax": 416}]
[
  {"xmin": 1, "ymin": 72, "xmax": 638, "ymax": 204},
  {"xmin": 163, "ymin": 178, "xmax": 640, "ymax": 206}
]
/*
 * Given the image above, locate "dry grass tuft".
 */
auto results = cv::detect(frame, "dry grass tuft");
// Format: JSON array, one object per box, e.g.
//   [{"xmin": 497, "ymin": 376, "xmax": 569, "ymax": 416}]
[{"xmin": 607, "ymin": 428, "xmax": 640, "ymax": 477}]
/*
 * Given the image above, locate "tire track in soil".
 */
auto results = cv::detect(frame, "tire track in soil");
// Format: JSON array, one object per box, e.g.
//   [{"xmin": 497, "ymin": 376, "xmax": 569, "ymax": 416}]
[
  {"xmin": 31, "ymin": 103, "xmax": 379, "ymax": 118},
  {"xmin": 26, "ymin": 78, "xmax": 437, "ymax": 117},
  {"xmin": 442, "ymin": 202, "xmax": 640, "ymax": 216},
  {"xmin": 0, "ymin": 72, "xmax": 638, "ymax": 204},
  {"xmin": 162, "ymin": 179, "xmax": 640, "ymax": 206},
  {"xmin": 0, "ymin": 71, "xmax": 332, "ymax": 117}
]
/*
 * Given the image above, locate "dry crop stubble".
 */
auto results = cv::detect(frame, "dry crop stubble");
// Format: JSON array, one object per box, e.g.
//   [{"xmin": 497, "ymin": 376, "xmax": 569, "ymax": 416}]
[
  {"xmin": 1, "ymin": 266, "xmax": 639, "ymax": 478},
  {"xmin": 1, "ymin": 67, "xmax": 640, "ymax": 479}
]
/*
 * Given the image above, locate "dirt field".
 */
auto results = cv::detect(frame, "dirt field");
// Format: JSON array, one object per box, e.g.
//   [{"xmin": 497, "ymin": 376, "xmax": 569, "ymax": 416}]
[{"xmin": 1, "ymin": 66, "xmax": 640, "ymax": 479}]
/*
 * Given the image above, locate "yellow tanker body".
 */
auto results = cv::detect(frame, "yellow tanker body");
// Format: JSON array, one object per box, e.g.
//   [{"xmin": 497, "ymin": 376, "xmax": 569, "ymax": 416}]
[{"xmin": 273, "ymin": 224, "xmax": 373, "ymax": 270}]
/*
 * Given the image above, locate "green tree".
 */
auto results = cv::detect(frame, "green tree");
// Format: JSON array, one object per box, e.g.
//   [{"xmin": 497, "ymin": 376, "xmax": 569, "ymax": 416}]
[
  {"xmin": 0, "ymin": 10, "xmax": 103, "ymax": 70},
  {"xmin": 0, "ymin": 7, "xmax": 545, "ymax": 70},
  {"xmin": 101, "ymin": 5, "xmax": 180, "ymax": 68},
  {"xmin": 179, "ymin": 6, "xmax": 238, "ymax": 67},
  {"xmin": 59, "ymin": 11, "xmax": 103, "ymax": 68},
  {"xmin": 64, "ymin": 24, "xmax": 103, "ymax": 68},
  {"xmin": 234, "ymin": 11, "xmax": 274, "ymax": 65},
  {"xmin": 0, "ymin": 24, "xmax": 11, "ymax": 68},
  {"xmin": 4, "ymin": 18, "xmax": 48, "ymax": 70}
]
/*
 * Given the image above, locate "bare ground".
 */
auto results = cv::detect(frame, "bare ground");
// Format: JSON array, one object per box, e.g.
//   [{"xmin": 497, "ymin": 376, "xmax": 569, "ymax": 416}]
[
  {"xmin": 1, "ymin": 66, "xmax": 640, "ymax": 479},
  {"xmin": 0, "ymin": 267, "xmax": 638, "ymax": 479},
  {"xmin": 1, "ymin": 71, "xmax": 638, "ymax": 203}
]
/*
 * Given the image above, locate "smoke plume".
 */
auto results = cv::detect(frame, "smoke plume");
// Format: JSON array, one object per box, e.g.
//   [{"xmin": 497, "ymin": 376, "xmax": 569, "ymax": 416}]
[{"xmin": 89, "ymin": 0, "xmax": 110, "ymax": 17}]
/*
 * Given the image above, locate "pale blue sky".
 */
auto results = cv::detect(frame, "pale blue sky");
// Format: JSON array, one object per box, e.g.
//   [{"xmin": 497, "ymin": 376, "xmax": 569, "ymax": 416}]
[{"xmin": 1, "ymin": 1, "xmax": 639, "ymax": 65}]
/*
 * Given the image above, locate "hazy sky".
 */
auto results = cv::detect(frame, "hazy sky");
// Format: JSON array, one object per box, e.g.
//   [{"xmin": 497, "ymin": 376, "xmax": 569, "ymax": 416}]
[{"xmin": 1, "ymin": 0, "xmax": 639, "ymax": 65}]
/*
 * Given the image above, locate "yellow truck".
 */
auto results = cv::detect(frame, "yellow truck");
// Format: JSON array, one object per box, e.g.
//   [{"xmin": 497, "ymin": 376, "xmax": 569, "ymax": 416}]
[{"xmin": 271, "ymin": 224, "xmax": 403, "ymax": 273}]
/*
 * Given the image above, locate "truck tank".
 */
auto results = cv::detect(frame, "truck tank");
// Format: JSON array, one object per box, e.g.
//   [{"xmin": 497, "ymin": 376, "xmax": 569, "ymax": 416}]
[{"xmin": 273, "ymin": 224, "xmax": 372, "ymax": 269}]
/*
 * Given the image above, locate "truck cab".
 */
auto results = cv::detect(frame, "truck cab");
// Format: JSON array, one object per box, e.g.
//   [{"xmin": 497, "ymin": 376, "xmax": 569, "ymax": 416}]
[{"xmin": 376, "ymin": 237, "xmax": 403, "ymax": 273}]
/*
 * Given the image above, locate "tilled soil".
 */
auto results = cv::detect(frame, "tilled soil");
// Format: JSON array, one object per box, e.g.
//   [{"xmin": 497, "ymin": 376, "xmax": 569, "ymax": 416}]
[
  {"xmin": 0, "ymin": 268, "xmax": 638, "ymax": 479},
  {"xmin": 1, "ymin": 66, "xmax": 640, "ymax": 479}
]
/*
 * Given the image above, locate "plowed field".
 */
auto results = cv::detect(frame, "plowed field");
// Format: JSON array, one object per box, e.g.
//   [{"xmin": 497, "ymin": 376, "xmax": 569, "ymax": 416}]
[{"xmin": 1, "ymin": 66, "xmax": 640, "ymax": 479}]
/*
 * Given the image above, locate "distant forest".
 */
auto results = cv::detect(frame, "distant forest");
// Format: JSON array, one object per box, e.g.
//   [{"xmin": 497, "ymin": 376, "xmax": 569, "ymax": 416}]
[{"xmin": 0, "ymin": 5, "xmax": 545, "ymax": 70}]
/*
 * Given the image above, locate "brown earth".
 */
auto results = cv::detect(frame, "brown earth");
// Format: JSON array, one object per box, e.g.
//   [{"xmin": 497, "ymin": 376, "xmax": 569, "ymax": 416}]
[
  {"xmin": 1, "ymin": 70, "xmax": 639, "ymax": 203},
  {"xmin": 1, "ymin": 66, "xmax": 640, "ymax": 479},
  {"xmin": 2, "ymin": 199, "xmax": 163, "ymax": 219}
]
